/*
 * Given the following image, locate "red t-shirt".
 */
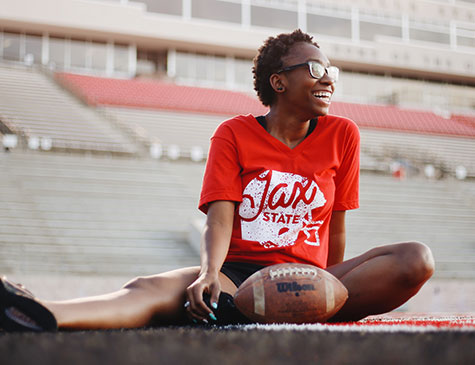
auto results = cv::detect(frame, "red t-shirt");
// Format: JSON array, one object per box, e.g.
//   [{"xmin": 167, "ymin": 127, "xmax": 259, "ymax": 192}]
[{"xmin": 199, "ymin": 114, "xmax": 360, "ymax": 269}]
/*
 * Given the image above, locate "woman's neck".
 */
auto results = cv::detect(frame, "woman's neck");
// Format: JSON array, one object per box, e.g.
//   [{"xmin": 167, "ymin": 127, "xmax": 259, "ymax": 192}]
[{"xmin": 265, "ymin": 108, "xmax": 312, "ymax": 149}]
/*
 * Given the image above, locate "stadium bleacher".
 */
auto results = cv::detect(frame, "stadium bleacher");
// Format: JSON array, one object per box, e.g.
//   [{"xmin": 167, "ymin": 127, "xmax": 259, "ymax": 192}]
[
  {"xmin": 57, "ymin": 72, "xmax": 475, "ymax": 177},
  {"xmin": 0, "ymin": 63, "xmax": 138, "ymax": 154},
  {"xmin": 1, "ymin": 147, "xmax": 474, "ymax": 280},
  {"xmin": 101, "ymin": 107, "xmax": 224, "ymax": 159},
  {"xmin": 0, "ymin": 68, "xmax": 474, "ymax": 284},
  {"xmin": 360, "ymin": 129, "xmax": 475, "ymax": 176},
  {"xmin": 100, "ymin": 106, "xmax": 381, "ymax": 169},
  {"xmin": 347, "ymin": 173, "xmax": 475, "ymax": 279},
  {"xmin": 0, "ymin": 150, "xmax": 202, "ymax": 276}
]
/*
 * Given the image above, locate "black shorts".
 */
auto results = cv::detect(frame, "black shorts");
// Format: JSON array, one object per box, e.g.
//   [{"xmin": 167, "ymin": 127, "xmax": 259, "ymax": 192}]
[
  {"xmin": 220, "ymin": 261, "xmax": 265, "ymax": 288},
  {"xmin": 198, "ymin": 262, "xmax": 265, "ymax": 326}
]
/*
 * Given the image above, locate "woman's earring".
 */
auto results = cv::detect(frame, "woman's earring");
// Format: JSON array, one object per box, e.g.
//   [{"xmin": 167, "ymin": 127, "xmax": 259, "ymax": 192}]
[{"xmin": 277, "ymin": 87, "xmax": 283, "ymax": 91}]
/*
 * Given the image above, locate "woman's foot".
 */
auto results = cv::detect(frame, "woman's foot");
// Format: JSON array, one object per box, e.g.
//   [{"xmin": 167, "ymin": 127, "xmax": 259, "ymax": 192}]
[{"xmin": 0, "ymin": 276, "xmax": 57, "ymax": 331}]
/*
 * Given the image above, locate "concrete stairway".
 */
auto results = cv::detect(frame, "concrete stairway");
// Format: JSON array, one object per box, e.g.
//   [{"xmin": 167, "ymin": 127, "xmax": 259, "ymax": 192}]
[
  {"xmin": 0, "ymin": 150, "xmax": 202, "ymax": 276},
  {"xmin": 1, "ymin": 150, "xmax": 474, "ymax": 279},
  {"xmin": 346, "ymin": 173, "xmax": 475, "ymax": 279},
  {"xmin": 0, "ymin": 63, "xmax": 138, "ymax": 154}
]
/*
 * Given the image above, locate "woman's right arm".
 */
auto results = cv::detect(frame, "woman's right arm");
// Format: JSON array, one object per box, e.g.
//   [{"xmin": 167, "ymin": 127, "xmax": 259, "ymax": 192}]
[{"xmin": 185, "ymin": 200, "xmax": 235, "ymax": 321}]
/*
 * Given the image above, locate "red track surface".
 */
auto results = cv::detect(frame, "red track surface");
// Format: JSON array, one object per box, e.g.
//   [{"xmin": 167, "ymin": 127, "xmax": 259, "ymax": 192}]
[{"xmin": 334, "ymin": 314, "xmax": 475, "ymax": 329}]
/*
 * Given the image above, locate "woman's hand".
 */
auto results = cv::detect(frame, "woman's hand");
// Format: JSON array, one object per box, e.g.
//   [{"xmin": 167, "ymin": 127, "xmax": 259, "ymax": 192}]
[
  {"xmin": 184, "ymin": 271, "xmax": 220, "ymax": 323},
  {"xmin": 183, "ymin": 201, "xmax": 235, "ymax": 323}
]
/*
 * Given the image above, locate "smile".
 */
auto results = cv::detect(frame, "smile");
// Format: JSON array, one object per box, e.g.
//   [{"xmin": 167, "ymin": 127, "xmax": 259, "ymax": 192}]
[{"xmin": 312, "ymin": 91, "xmax": 332, "ymax": 102}]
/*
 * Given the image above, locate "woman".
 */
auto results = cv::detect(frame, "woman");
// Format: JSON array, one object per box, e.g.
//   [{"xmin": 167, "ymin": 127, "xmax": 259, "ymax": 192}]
[{"xmin": 0, "ymin": 30, "xmax": 434, "ymax": 331}]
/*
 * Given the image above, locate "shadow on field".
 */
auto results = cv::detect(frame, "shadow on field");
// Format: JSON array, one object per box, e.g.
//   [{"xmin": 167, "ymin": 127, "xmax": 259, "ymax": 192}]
[{"xmin": 1, "ymin": 326, "xmax": 474, "ymax": 365}]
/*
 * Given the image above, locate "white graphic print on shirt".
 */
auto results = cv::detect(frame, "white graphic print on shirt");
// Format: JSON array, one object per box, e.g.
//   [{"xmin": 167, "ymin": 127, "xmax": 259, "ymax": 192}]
[{"xmin": 239, "ymin": 170, "xmax": 326, "ymax": 248}]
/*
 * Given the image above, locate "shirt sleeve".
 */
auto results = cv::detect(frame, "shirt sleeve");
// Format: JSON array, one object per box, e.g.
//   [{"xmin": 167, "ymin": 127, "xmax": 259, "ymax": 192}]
[
  {"xmin": 198, "ymin": 126, "xmax": 243, "ymax": 214},
  {"xmin": 333, "ymin": 120, "xmax": 360, "ymax": 211}
]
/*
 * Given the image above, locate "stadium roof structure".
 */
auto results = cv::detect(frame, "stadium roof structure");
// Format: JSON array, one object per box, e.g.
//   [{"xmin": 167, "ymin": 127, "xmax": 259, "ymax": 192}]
[{"xmin": 57, "ymin": 73, "xmax": 475, "ymax": 138}]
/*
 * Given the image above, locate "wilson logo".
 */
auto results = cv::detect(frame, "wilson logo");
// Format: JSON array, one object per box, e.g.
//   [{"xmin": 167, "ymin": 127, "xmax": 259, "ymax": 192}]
[{"xmin": 276, "ymin": 281, "xmax": 316, "ymax": 293}]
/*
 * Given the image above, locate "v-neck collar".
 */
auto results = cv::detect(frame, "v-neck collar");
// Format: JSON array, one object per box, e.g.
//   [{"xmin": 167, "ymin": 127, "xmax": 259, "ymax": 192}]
[{"xmin": 252, "ymin": 115, "xmax": 319, "ymax": 154}]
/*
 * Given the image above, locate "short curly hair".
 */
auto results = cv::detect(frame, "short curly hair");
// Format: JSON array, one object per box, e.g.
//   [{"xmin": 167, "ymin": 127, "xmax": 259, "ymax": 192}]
[{"xmin": 253, "ymin": 29, "xmax": 319, "ymax": 107}]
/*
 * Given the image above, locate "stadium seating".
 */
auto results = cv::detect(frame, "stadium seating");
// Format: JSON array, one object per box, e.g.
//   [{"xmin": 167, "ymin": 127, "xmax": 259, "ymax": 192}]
[
  {"xmin": 101, "ymin": 106, "xmax": 223, "ymax": 159},
  {"xmin": 346, "ymin": 173, "xmax": 475, "ymax": 279},
  {"xmin": 0, "ymin": 63, "xmax": 138, "ymax": 154},
  {"xmin": 101, "ymin": 106, "xmax": 381, "ymax": 169},
  {"xmin": 1, "ymin": 149, "xmax": 474, "ymax": 279},
  {"xmin": 1, "ymin": 68, "xmax": 474, "ymax": 281},
  {"xmin": 0, "ymin": 150, "xmax": 201, "ymax": 276},
  {"xmin": 360, "ymin": 129, "xmax": 475, "ymax": 176},
  {"xmin": 57, "ymin": 72, "xmax": 475, "ymax": 177}
]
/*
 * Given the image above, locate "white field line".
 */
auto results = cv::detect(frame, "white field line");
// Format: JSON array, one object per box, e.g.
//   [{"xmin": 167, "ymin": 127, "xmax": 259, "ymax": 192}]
[{"xmin": 227, "ymin": 321, "xmax": 475, "ymax": 333}]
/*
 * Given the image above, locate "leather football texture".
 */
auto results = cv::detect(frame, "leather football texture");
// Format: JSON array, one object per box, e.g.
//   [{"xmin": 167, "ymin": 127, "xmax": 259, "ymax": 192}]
[{"xmin": 234, "ymin": 263, "xmax": 348, "ymax": 324}]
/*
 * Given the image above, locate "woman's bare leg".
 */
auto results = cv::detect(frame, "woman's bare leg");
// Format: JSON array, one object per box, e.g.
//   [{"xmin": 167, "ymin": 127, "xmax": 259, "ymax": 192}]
[
  {"xmin": 327, "ymin": 241, "xmax": 435, "ymax": 322},
  {"xmin": 41, "ymin": 266, "xmax": 237, "ymax": 330}
]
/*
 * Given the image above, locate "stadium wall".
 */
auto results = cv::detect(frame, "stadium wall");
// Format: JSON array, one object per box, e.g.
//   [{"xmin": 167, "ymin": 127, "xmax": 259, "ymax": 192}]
[{"xmin": 1, "ymin": 0, "xmax": 474, "ymax": 83}]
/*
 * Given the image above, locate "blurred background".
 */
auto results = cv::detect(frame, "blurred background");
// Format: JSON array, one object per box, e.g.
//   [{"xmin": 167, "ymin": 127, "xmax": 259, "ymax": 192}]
[{"xmin": 0, "ymin": 0, "xmax": 474, "ymax": 313}]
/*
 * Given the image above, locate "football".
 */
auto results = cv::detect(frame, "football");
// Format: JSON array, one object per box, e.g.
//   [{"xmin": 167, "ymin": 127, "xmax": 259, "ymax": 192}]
[{"xmin": 233, "ymin": 263, "xmax": 348, "ymax": 324}]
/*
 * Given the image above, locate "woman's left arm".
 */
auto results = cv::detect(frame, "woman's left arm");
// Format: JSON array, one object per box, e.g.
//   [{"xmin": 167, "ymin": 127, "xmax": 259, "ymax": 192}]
[{"xmin": 327, "ymin": 210, "xmax": 346, "ymax": 266}]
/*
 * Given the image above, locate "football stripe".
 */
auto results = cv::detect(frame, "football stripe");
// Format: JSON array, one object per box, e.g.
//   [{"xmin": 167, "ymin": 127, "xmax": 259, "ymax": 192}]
[
  {"xmin": 253, "ymin": 272, "xmax": 266, "ymax": 316},
  {"xmin": 325, "ymin": 278, "xmax": 335, "ymax": 313}
]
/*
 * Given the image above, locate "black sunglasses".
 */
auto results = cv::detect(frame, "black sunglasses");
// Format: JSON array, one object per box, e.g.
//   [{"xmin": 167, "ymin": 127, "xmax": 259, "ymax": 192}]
[{"xmin": 277, "ymin": 61, "xmax": 339, "ymax": 82}]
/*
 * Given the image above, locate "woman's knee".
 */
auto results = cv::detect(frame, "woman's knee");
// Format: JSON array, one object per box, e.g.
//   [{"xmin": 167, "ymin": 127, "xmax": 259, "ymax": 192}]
[
  {"xmin": 395, "ymin": 241, "xmax": 435, "ymax": 287},
  {"xmin": 122, "ymin": 275, "xmax": 162, "ymax": 291},
  {"xmin": 122, "ymin": 268, "xmax": 199, "ymax": 297}
]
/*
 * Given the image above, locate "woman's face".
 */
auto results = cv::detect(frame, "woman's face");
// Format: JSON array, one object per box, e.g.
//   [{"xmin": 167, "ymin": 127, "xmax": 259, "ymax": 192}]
[{"xmin": 276, "ymin": 42, "xmax": 336, "ymax": 118}]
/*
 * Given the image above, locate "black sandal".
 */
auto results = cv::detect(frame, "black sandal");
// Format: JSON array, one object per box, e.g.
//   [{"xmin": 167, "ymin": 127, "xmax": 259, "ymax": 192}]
[{"xmin": 0, "ymin": 276, "xmax": 57, "ymax": 332}]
